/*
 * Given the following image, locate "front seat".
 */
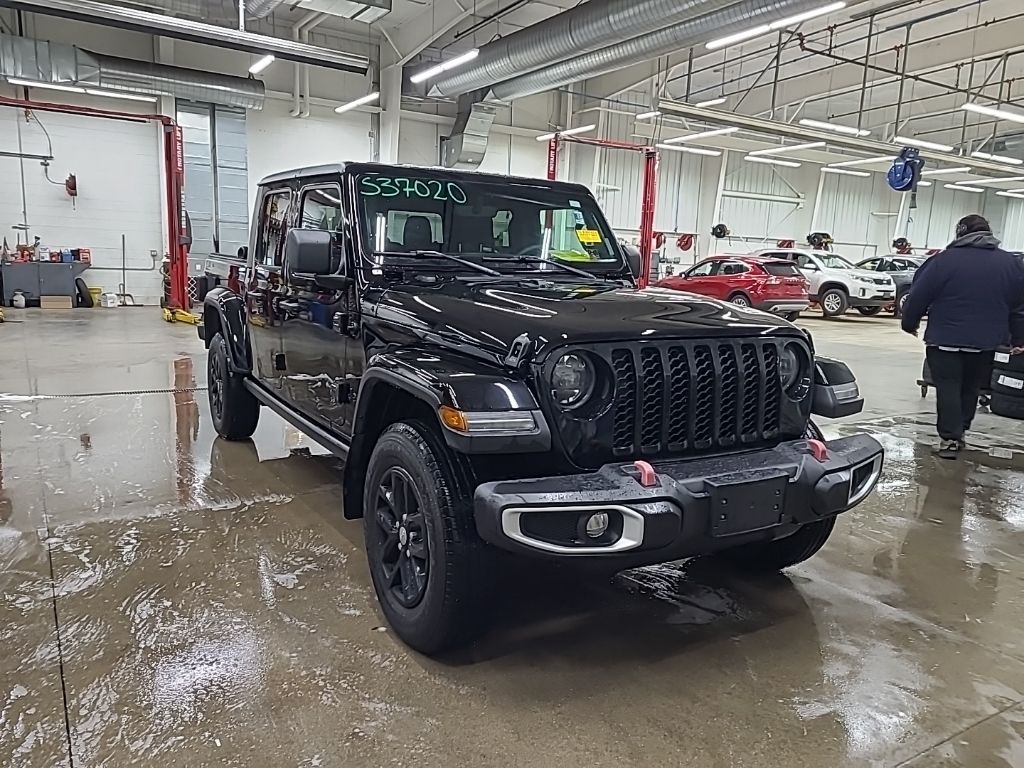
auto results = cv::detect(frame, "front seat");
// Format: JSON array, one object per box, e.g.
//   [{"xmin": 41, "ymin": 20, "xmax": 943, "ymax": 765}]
[{"xmin": 403, "ymin": 216, "xmax": 435, "ymax": 251}]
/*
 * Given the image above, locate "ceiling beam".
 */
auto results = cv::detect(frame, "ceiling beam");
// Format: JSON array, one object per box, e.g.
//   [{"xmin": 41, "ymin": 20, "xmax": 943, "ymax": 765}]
[
  {"xmin": 0, "ymin": 0, "xmax": 368, "ymax": 72},
  {"xmin": 380, "ymin": 0, "xmax": 499, "ymax": 66}
]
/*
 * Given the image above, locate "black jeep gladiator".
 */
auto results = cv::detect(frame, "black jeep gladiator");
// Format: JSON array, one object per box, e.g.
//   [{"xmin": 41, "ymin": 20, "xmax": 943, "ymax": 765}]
[{"xmin": 199, "ymin": 162, "xmax": 883, "ymax": 654}]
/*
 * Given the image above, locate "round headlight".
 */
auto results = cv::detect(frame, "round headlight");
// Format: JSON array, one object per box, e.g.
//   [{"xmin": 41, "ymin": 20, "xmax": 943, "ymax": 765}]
[
  {"xmin": 551, "ymin": 353, "xmax": 595, "ymax": 408},
  {"xmin": 778, "ymin": 343, "xmax": 802, "ymax": 390}
]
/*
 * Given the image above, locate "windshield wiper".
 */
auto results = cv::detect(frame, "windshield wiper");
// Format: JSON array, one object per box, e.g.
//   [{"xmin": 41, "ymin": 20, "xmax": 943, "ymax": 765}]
[
  {"xmin": 480, "ymin": 254, "xmax": 608, "ymax": 280},
  {"xmin": 374, "ymin": 250, "xmax": 501, "ymax": 277}
]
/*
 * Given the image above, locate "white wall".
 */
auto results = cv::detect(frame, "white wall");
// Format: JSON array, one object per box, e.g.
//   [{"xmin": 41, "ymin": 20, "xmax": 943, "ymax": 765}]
[{"xmin": 0, "ymin": 90, "xmax": 166, "ymax": 303}]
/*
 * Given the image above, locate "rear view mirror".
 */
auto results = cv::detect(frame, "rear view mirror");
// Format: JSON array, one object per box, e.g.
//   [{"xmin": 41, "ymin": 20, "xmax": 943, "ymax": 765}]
[
  {"xmin": 284, "ymin": 229, "xmax": 333, "ymax": 283},
  {"xmin": 622, "ymin": 244, "xmax": 642, "ymax": 279}
]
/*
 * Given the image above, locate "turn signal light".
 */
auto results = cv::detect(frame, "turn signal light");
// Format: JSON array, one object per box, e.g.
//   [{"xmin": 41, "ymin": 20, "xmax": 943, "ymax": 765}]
[{"xmin": 439, "ymin": 406, "xmax": 468, "ymax": 432}]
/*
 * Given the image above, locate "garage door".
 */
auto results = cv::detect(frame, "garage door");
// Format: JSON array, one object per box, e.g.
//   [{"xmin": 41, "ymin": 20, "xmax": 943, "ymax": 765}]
[{"xmin": 0, "ymin": 104, "xmax": 165, "ymax": 304}]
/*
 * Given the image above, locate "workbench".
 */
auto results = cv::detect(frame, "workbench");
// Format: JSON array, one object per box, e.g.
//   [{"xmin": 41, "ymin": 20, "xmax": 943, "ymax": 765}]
[{"xmin": 1, "ymin": 262, "xmax": 90, "ymax": 305}]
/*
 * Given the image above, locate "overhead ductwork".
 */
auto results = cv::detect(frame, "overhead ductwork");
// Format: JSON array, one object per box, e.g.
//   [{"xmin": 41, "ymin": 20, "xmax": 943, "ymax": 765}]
[
  {"xmin": 430, "ymin": 0, "xmax": 738, "ymax": 98},
  {"xmin": 245, "ymin": 0, "xmax": 288, "ymax": 19},
  {"xmin": 490, "ymin": 0, "xmax": 832, "ymax": 102},
  {"xmin": 0, "ymin": 0, "xmax": 370, "ymax": 73},
  {"xmin": 441, "ymin": 96, "xmax": 495, "ymax": 169},
  {"xmin": 0, "ymin": 34, "xmax": 265, "ymax": 109}
]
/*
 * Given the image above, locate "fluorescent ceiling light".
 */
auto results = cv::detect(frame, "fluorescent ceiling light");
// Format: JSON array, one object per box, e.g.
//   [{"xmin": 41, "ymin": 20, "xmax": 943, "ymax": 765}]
[
  {"xmin": 335, "ymin": 91, "xmax": 380, "ymax": 113},
  {"xmin": 248, "ymin": 54, "xmax": 275, "ymax": 74},
  {"xmin": 745, "ymin": 156, "xmax": 801, "ymax": 168},
  {"xmin": 7, "ymin": 77, "xmax": 85, "ymax": 93},
  {"xmin": 706, "ymin": 2, "xmax": 846, "ymax": 50},
  {"xmin": 636, "ymin": 110, "xmax": 661, "ymax": 120},
  {"xmin": 662, "ymin": 126, "xmax": 740, "ymax": 144},
  {"xmin": 971, "ymin": 150, "xmax": 1024, "ymax": 165},
  {"xmin": 920, "ymin": 166, "xmax": 971, "ymax": 176},
  {"xmin": 964, "ymin": 176, "xmax": 1024, "ymax": 186},
  {"xmin": 410, "ymin": 48, "xmax": 479, "ymax": 84},
  {"xmin": 944, "ymin": 184, "xmax": 985, "ymax": 193},
  {"xmin": 536, "ymin": 124, "xmax": 597, "ymax": 141},
  {"xmin": 996, "ymin": 191, "xmax": 1024, "ymax": 199},
  {"xmin": 694, "ymin": 97, "xmax": 727, "ymax": 108},
  {"xmin": 84, "ymin": 88, "xmax": 157, "ymax": 102},
  {"xmin": 917, "ymin": 180, "xmax": 933, "ymax": 186},
  {"xmin": 656, "ymin": 144, "xmax": 722, "ymax": 156},
  {"xmin": 747, "ymin": 141, "xmax": 826, "ymax": 157},
  {"xmin": 828, "ymin": 155, "xmax": 895, "ymax": 167},
  {"xmin": 961, "ymin": 102, "xmax": 1024, "ymax": 124},
  {"xmin": 595, "ymin": 183, "xmax": 622, "ymax": 191},
  {"xmin": 821, "ymin": 167, "xmax": 870, "ymax": 177},
  {"xmin": 893, "ymin": 135, "xmax": 954, "ymax": 152},
  {"xmin": 799, "ymin": 118, "xmax": 870, "ymax": 137}
]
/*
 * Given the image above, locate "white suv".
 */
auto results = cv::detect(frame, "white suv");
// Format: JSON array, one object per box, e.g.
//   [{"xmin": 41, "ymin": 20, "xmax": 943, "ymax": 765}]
[{"xmin": 753, "ymin": 248, "xmax": 896, "ymax": 318}]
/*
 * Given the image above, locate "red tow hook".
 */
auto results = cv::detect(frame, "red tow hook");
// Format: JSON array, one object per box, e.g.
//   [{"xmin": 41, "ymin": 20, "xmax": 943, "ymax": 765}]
[
  {"xmin": 633, "ymin": 460, "xmax": 658, "ymax": 487},
  {"xmin": 806, "ymin": 439, "xmax": 829, "ymax": 462}
]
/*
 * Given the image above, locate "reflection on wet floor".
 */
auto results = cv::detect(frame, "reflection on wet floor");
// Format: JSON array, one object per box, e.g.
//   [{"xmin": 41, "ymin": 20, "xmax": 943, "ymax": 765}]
[{"xmin": 3, "ymin": 313, "xmax": 1024, "ymax": 766}]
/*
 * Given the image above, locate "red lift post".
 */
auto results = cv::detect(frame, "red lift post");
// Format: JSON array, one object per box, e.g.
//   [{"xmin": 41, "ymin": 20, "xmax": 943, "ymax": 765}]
[
  {"xmin": 0, "ymin": 96, "xmax": 196, "ymax": 323},
  {"xmin": 546, "ymin": 134, "xmax": 659, "ymax": 288}
]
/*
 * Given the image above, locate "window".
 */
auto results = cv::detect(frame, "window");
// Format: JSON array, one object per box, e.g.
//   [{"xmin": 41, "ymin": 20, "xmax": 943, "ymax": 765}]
[
  {"xmin": 762, "ymin": 262, "xmax": 801, "ymax": 277},
  {"xmin": 794, "ymin": 254, "xmax": 814, "ymax": 269},
  {"xmin": 718, "ymin": 261, "xmax": 748, "ymax": 276},
  {"xmin": 255, "ymin": 189, "xmax": 291, "ymax": 267},
  {"xmin": 355, "ymin": 172, "xmax": 625, "ymax": 275},
  {"xmin": 299, "ymin": 186, "xmax": 343, "ymax": 232},
  {"xmin": 860, "ymin": 258, "xmax": 881, "ymax": 271},
  {"xmin": 687, "ymin": 261, "xmax": 716, "ymax": 277}
]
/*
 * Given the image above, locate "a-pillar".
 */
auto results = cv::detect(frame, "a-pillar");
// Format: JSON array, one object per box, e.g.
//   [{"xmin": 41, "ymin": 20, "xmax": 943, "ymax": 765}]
[{"xmin": 378, "ymin": 63, "xmax": 402, "ymax": 163}]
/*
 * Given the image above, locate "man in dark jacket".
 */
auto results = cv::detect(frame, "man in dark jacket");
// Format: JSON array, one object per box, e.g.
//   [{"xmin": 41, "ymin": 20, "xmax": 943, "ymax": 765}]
[{"xmin": 902, "ymin": 214, "xmax": 1024, "ymax": 458}]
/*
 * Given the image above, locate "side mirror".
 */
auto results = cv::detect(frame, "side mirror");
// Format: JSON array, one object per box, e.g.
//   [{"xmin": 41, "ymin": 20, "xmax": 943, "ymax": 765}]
[
  {"xmin": 237, "ymin": 245, "xmax": 248, "ymax": 260},
  {"xmin": 622, "ymin": 244, "xmax": 642, "ymax": 279},
  {"xmin": 283, "ymin": 229, "xmax": 333, "ymax": 283}
]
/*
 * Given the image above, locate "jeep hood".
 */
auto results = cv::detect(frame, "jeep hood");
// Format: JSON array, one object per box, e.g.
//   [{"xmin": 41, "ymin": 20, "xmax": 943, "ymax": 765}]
[{"xmin": 372, "ymin": 279, "xmax": 802, "ymax": 358}]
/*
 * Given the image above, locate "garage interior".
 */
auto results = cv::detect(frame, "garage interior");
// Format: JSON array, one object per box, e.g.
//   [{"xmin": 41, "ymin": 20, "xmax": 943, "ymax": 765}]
[{"xmin": 4, "ymin": 0, "xmax": 1024, "ymax": 766}]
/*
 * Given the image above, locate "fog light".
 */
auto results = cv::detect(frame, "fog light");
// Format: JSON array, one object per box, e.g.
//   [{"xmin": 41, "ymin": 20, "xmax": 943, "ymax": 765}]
[{"xmin": 584, "ymin": 512, "xmax": 609, "ymax": 538}]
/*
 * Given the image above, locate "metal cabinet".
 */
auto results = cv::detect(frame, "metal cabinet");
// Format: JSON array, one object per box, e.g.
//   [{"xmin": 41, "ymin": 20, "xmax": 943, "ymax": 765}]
[{"xmin": 1, "ymin": 262, "xmax": 90, "ymax": 304}]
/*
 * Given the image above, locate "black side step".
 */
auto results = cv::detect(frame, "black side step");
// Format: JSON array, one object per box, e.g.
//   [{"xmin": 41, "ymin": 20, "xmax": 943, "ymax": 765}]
[{"xmin": 244, "ymin": 379, "xmax": 350, "ymax": 458}]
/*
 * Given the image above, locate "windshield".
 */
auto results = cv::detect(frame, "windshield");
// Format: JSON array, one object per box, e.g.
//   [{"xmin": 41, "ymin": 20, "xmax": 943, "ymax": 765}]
[
  {"xmin": 355, "ymin": 171, "xmax": 625, "ymax": 276},
  {"xmin": 817, "ymin": 253, "xmax": 856, "ymax": 270}
]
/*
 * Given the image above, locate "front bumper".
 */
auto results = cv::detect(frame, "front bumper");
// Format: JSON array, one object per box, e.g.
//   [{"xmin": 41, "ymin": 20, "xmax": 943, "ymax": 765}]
[
  {"xmin": 473, "ymin": 435, "xmax": 883, "ymax": 560},
  {"xmin": 849, "ymin": 290, "xmax": 895, "ymax": 307}
]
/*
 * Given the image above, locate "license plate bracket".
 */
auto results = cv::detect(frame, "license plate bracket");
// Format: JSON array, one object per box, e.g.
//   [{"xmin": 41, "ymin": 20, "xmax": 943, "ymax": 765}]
[{"xmin": 707, "ymin": 470, "xmax": 790, "ymax": 537}]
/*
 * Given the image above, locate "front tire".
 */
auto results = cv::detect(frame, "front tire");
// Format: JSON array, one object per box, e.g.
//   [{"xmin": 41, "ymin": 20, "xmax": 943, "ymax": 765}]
[
  {"xmin": 895, "ymin": 291, "xmax": 909, "ymax": 318},
  {"xmin": 363, "ymin": 421, "xmax": 493, "ymax": 654},
  {"xmin": 716, "ymin": 517, "xmax": 837, "ymax": 571},
  {"xmin": 785, "ymin": 311, "xmax": 801, "ymax": 322},
  {"xmin": 819, "ymin": 288, "xmax": 849, "ymax": 318},
  {"xmin": 857, "ymin": 306, "xmax": 882, "ymax": 316},
  {"xmin": 207, "ymin": 332, "xmax": 259, "ymax": 440}
]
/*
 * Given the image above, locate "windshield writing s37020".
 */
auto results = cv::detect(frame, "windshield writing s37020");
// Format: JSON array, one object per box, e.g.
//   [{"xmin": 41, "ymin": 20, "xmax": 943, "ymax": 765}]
[{"xmin": 360, "ymin": 176, "xmax": 468, "ymax": 204}]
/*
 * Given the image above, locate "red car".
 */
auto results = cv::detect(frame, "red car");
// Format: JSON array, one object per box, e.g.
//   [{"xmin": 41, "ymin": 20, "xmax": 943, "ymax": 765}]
[{"xmin": 657, "ymin": 255, "xmax": 810, "ymax": 320}]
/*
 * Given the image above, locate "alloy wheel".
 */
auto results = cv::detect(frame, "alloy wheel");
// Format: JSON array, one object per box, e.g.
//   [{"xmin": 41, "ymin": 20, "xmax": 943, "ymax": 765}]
[
  {"xmin": 374, "ymin": 467, "xmax": 429, "ymax": 608},
  {"xmin": 731, "ymin": 296, "xmax": 750, "ymax": 307},
  {"xmin": 209, "ymin": 350, "xmax": 224, "ymax": 421},
  {"xmin": 823, "ymin": 294, "xmax": 842, "ymax": 313}
]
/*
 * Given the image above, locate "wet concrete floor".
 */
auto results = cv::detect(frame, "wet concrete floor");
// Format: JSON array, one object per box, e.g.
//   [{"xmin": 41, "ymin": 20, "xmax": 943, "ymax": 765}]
[{"xmin": 2, "ymin": 309, "xmax": 1024, "ymax": 767}]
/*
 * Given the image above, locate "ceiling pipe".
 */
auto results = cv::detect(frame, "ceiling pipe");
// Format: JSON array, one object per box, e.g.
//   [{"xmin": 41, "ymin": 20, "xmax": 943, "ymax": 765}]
[
  {"xmin": 246, "ymin": 0, "xmax": 287, "ymax": 20},
  {"xmin": 429, "ymin": 0, "xmax": 744, "ymax": 98},
  {"xmin": 0, "ymin": 0, "xmax": 369, "ymax": 73},
  {"xmin": 302, "ymin": 14, "xmax": 327, "ymax": 118},
  {"xmin": 658, "ymin": 99, "xmax": 1021, "ymax": 175},
  {"xmin": 0, "ymin": 33, "xmax": 265, "ymax": 108},
  {"xmin": 288, "ymin": 11, "xmax": 323, "ymax": 117},
  {"xmin": 490, "ymin": 0, "xmax": 834, "ymax": 102}
]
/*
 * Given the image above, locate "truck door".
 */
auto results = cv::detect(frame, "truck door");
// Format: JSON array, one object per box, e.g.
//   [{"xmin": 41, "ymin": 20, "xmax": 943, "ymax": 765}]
[
  {"xmin": 279, "ymin": 183, "xmax": 354, "ymax": 431},
  {"xmin": 246, "ymin": 186, "xmax": 292, "ymax": 389}
]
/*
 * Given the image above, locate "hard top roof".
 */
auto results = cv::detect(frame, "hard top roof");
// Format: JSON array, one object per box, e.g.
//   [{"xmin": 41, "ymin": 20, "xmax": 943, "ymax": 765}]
[{"xmin": 258, "ymin": 162, "xmax": 591, "ymax": 193}]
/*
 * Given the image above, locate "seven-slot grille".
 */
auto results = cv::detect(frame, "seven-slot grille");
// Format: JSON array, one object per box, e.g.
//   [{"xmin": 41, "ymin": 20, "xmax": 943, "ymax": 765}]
[{"xmin": 609, "ymin": 340, "xmax": 783, "ymax": 457}]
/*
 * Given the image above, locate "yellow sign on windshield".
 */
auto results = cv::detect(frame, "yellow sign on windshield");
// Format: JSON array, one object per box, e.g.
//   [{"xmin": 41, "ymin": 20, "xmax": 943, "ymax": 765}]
[{"xmin": 577, "ymin": 228, "xmax": 602, "ymax": 244}]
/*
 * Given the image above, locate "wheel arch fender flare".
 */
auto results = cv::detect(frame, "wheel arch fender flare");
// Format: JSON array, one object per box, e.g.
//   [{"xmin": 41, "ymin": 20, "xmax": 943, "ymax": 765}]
[{"xmin": 201, "ymin": 288, "xmax": 252, "ymax": 375}]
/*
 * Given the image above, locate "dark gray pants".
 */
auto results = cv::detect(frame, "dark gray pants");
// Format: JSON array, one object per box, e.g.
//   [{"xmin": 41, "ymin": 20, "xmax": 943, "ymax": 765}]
[{"xmin": 926, "ymin": 347, "xmax": 994, "ymax": 441}]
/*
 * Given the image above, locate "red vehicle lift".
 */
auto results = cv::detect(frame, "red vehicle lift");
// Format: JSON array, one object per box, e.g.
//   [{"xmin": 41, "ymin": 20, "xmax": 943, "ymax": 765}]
[
  {"xmin": 0, "ymin": 95, "xmax": 197, "ymax": 323},
  {"xmin": 546, "ymin": 134, "xmax": 659, "ymax": 288}
]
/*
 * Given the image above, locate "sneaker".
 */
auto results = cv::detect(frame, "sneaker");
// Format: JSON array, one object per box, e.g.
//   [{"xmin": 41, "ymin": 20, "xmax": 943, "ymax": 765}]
[
  {"xmin": 934, "ymin": 440, "xmax": 960, "ymax": 460},
  {"xmin": 957, "ymin": 438, "xmax": 967, "ymax": 451}
]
